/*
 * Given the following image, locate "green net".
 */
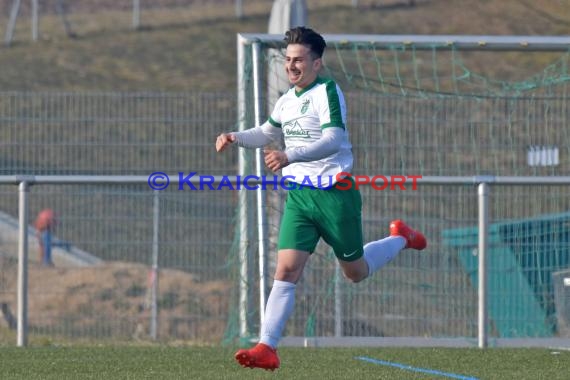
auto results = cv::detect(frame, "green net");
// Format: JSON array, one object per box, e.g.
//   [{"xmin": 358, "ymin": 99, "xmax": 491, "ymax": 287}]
[
  {"xmin": 315, "ymin": 44, "xmax": 570, "ymax": 177},
  {"xmin": 229, "ymin": 36, "xmax": 570, "ymax": 343}
]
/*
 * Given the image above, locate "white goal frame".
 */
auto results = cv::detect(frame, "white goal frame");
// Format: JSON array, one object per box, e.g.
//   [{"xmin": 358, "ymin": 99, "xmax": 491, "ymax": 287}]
[{"xmin": 236, "ymin": 33, "xmax": 570, "ymax": 348}]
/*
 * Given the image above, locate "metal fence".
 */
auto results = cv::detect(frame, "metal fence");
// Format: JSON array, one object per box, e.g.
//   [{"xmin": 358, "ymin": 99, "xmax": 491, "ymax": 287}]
[
  {"xmin": 0, "ymin": 92, "xmax": 236, "ymax": 175},
  {"xmin": 1, "ymin": 176, "xmax": 239, "ymax": 346},
  {"xmin": 3, "ymin": 0, "xmax": 270, "ymax": 45},
  {"xmin": 0, "ymin": 92, "xmax": 240, "ymax": 345},
  {"xmin": 0, "ymin": 90, "xmax": 569, "ymax": 348},
  {"xmin": 3, "ymin": 0, "xmax": 423, "ymax": 45},
  {"xmin": 3, "ymin": 176, "xmax": 570, "ymax": 349}
]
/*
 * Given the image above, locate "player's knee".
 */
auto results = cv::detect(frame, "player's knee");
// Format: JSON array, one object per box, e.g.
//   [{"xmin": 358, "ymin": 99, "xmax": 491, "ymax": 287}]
[
  {"xmin": 340, "ymin": 259, "xmax": 369, "ymax": 283},
  {"xmin": 343, "ymin": 270, "xmax": 367, "ymax": 283},
  {"xmin": 274, "ymin": 268, "xmax": 303, "ymax": 283}
]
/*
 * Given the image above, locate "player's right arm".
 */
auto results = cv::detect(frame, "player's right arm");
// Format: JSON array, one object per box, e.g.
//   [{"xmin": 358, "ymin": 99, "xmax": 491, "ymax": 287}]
[
  {"xmin": 215, "ymin": 133, "xmax": 236, "ymax": 152},
  {"xmin": 215, "ymin": 121, "xmax": 282, "ymax": 152}
]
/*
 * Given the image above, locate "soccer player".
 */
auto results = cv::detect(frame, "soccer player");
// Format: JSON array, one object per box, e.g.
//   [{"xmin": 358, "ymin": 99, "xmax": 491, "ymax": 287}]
[{"xmin": 215, "ymin": 26, "xmax": 426, "ymax": 370}]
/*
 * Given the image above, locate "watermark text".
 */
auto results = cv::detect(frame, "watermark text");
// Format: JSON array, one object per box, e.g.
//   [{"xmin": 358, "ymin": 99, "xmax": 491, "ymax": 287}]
[{"xmin": 147, "ymin": 172, "xmax": 422, "ymax": 191}]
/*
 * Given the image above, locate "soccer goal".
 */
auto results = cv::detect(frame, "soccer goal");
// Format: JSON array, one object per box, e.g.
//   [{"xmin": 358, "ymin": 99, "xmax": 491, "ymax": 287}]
[{"xmin": 234, "ymin": 33, "xmax": 570, "ymax": 348}]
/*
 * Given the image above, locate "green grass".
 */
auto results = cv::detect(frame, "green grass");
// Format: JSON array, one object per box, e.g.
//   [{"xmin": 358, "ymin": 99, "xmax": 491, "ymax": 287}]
[{"xmin": 0, "ymin": 346, "xmax": 569, "ymax": 380}]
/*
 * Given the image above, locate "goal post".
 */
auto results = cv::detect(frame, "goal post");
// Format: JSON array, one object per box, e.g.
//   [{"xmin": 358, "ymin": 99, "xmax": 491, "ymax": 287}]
[{"xmin": 235, "ymin": 33, "xmax": 570, "ymax": 347}]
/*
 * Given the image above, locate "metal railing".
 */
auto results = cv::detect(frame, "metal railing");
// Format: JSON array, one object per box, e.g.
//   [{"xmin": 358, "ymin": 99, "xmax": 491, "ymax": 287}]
[{"xmin": 6, "ymin": 174, "xmax": 570, "ymax": 348}]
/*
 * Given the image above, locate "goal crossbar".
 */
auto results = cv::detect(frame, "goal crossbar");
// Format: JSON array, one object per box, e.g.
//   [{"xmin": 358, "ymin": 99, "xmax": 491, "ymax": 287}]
[{"xmin": 239, "ymin": 33, "xmax": 570, "ymax": 51}]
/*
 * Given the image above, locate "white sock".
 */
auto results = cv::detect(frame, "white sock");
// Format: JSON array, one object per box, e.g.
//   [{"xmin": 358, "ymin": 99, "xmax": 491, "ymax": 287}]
[
  {"xmin": 259, "ymin": 279, "xmax": 296, "ymax": 349},
  {"xmin": 363, "ymin": 236, "xmax": 406, "ymax": 277}
]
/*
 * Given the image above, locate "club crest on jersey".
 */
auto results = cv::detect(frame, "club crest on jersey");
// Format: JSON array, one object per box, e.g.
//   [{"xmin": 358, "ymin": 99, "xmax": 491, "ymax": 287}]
[
  {"xmin": 299, "ymin": 98, "xmax": 310, "ymax": 114},
  {"xmin": 283, "ymin": 120, "xmax": 310, "ymax": 138}
]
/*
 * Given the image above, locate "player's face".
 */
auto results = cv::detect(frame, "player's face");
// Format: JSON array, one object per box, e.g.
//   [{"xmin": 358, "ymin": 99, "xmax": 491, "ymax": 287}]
[{"xmin": 285, "ymin": 44, "xmax": 322, "ymax": 91}]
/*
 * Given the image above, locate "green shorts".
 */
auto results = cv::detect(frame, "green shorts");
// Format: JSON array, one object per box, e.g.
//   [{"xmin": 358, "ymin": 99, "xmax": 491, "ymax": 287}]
[{"xmin": 278, "ymin": 178, "xmax": 364, "ymax": 261}]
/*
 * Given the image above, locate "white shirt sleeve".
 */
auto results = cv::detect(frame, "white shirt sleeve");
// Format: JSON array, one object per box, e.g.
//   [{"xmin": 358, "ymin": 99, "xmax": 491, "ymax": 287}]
[
  {"xmin": 286, "ymin": 127, "xmax": 344, "ymax": 163},
  {"xmin": 233, "ymin": 121, "xmax": 282, "ymax": 148}
]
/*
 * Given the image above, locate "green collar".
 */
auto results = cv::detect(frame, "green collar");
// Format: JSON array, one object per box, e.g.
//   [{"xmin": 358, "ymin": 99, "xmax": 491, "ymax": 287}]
[{"xmin": 295, "ymin": 77, "xmax": 322, "ymax": 97}]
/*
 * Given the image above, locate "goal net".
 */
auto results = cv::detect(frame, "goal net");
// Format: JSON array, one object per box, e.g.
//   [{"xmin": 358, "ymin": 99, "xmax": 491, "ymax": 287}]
[{"xmin": 228, "ymin": 33, "xmax": 570, "ymax": 346}]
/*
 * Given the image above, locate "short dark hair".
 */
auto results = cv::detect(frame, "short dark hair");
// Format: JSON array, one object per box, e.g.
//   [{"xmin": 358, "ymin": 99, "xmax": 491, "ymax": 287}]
[{"xmin": 284, "ymin": 26, "xmax": 327, "ymax": 58}]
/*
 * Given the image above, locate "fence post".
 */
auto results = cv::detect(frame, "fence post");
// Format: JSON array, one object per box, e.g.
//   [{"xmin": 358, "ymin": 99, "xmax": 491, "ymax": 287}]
[
  {"xmin": 150, "ymin": 190, "xmax": 159, "ymax": 340},
  {"xmin": 132, "ymin": 0, "xmax": 140, "ymax": 30},
  {"xmin": 235, "ymin": 0, "xmax": 243, "ymax": 19},
  {"xmin": 5, "ymin": 0, "xmax": 21, "ymax": 47},
  {"xmin": 477, "ymin": 182, "xmax": 489, "ymax": 348},
  {"xmin": 31, "ymin": 0, "xmax": 39, "ymax": 41},
  {"xmin": 334, "ymin": 262, "xmax": 342, "ymax": 337},
  {"xmin": 17, "ymin": 180, "xmax": 30, "ymax": 347}
]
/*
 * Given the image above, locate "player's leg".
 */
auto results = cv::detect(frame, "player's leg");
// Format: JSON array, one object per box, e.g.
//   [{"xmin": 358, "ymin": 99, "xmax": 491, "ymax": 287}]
[
  {"xmin": 326, "ymin": 223, "xmax": 407, "ymax": 283},
  {"xmin": 318, "ymin": 182, "xmax": 426, "ymax": 281},
  {"xmin": 262, "ymin": 190, "xmax": 318, "ymax": 346},
  {"xmin": 235, "ymin": 189, "xmax": 318, "ymax": 370},
  {"xmin": 312, "ymin": 181, "xmax": 369, "ymax": 281},
  {"xmin": 335, "ymin": 223, "xmax": 426, "ymax": 281},
  {"xmin": 261, "ymin": 248, "xmax": 309, "ymax": 346},
  {"xmin": 341, "ymin": 220, "xmax": 427, "ymax": 280},
  {"xmin": 235, "ymin": 249, "xmax": 310, "ymax": 370}
]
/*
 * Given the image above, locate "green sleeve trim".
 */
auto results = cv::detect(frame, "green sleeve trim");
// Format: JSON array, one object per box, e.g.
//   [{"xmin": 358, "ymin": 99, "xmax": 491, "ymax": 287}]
[
  {"xmin": 325, "ymin": 80, "xmax": 345, "ymax": 130},
  {"xmin": 321, "ymin": 123, "xmax": 344, "ymax": 130},
  {"xmin": 268, "ymin": 117, "xmax": 281, "ymax": 128}
]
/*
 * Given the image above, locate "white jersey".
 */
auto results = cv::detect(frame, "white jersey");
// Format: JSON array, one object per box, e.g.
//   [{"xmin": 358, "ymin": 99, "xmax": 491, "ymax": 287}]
[{"xmin": 268, "ymin": 77, "xmax": 353, "ymax": 187}]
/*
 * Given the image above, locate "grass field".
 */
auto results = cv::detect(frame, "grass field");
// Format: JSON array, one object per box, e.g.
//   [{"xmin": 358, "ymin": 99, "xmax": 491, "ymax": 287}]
[
  {"xmin": 1, "ymin": 346, "xmax": 569, "ymax": 379},
  {"xmin": 2, "ymin": 0, "xmax": 569, "ymax": 92}
]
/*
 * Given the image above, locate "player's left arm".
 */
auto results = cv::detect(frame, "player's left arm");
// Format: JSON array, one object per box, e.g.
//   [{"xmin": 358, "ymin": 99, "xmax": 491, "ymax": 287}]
[
  {"xmin": 287, "ymin": 127, "xmax": 344, "ymax": 162},
  {"xmin": 264, "ymin": 127, "xmax": 343, "ymax": 171}
]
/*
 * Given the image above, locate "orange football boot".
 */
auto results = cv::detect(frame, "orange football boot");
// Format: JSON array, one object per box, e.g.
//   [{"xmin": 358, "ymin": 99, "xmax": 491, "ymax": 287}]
[
  {"xmin": 235, "ymin": 343, "xmax": 280, "ymax": 371},
  {"xmin": 389, "ymin": 219, "xmax": 427, "ymax": 250}
]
